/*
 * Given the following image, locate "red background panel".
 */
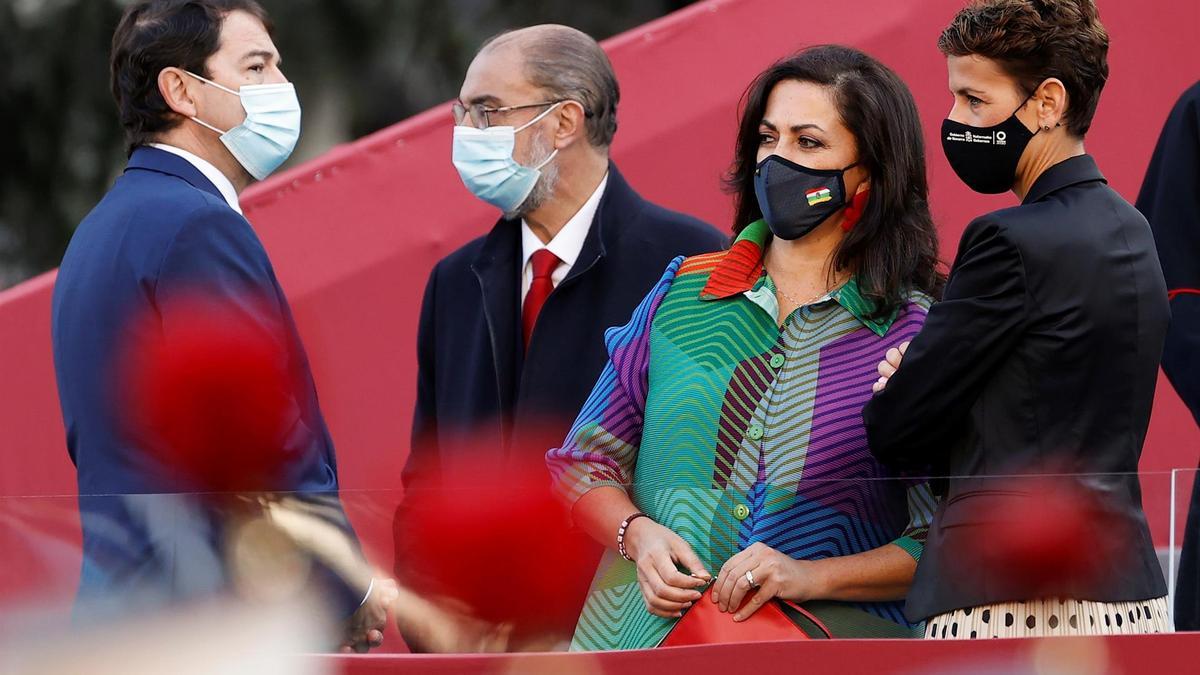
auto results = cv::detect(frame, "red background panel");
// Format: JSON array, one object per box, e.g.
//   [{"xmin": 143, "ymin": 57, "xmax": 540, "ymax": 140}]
[{"xmin": 1, "ymin": 0, "xmax": 1198, "ymax": 622}]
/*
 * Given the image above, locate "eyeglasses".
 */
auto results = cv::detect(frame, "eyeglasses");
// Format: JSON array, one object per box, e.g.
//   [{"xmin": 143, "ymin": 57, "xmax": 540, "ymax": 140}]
[{"xmin": 452, "ymin": 99, "xmax": 587, "ymax": 129}]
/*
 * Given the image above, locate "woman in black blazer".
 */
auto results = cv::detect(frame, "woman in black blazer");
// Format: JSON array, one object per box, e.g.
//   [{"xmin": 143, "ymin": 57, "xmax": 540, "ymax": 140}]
[{"xmin": 864, "ymin": 0, "xmax": 1172, "ymax": 638}]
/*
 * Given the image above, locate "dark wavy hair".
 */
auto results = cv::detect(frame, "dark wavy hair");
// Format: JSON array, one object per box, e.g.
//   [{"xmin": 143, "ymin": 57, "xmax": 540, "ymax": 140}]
[
  {"xmin": 725, "ymin": 45, "xmax": 945, "ymax": 314},
  {"xmin": 110, "ymin": 0, "xmax": 272, "ymax": 155}
]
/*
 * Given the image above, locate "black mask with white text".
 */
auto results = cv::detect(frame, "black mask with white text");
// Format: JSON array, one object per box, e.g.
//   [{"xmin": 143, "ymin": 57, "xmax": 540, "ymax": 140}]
[{"xmin": 941, "ymin": 102, "xmax": 1039, "ymax": 194}]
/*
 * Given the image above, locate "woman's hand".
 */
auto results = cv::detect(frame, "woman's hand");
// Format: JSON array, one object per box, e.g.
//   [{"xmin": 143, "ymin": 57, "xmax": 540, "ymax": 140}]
[
  {"xmin": 624, "ymin": 518, "xmax": 712, "ymax": 618},
  {"xmin": 872, "ymin": 341, "xmax": 909, "ymax": 393},
  {"xmin": 712, "ymin": 542, "xmax": 828, "ymax": 621}
]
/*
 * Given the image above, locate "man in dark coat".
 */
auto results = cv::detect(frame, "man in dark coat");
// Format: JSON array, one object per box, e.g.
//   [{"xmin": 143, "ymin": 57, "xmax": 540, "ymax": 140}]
[{"xmin": 394, "ymin": 25, "xmax": 725, "ymax": 650}]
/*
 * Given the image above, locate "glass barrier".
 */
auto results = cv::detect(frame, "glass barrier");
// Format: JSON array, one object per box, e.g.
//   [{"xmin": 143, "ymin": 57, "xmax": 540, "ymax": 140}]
[
  {"xmin": 1171, "ymin": 468, "xmax": 1200, "ymax": 631},
  {"xmin": 0, "ymin": 470, "xmax": 1194, "ymax": 668}
]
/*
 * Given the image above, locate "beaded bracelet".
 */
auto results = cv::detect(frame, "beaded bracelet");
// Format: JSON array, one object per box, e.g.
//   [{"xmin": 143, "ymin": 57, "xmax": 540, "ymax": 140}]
[{"xmin": 617, "ymin": 512, "xmax": 650, "ymax": 562}]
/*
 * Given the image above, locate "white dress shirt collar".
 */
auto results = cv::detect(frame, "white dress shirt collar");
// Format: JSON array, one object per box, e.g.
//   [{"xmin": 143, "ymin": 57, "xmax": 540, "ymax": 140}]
[
  {"xmin": 521, "ymin": 172, "xmax": 608, "ymax": 275},
  {"xmin": 148, "ymin": 143, "xmax": 243, "ymax": 215}
]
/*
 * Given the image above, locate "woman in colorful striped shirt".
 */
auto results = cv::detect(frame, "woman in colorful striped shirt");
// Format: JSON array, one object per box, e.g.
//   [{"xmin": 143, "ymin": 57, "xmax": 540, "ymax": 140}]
[{"xmin": 546, "ymin": 45, "xmax": 945, "ymax": 650}]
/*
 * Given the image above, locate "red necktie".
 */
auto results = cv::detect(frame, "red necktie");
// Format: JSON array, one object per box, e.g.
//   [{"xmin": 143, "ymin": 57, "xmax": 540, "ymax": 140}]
[{"xmin": 523, "ymin": 248, "xmax": 560, "ymax": 347}]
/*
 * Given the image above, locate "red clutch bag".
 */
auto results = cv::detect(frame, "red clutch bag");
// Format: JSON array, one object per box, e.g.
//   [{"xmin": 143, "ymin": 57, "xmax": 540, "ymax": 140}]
[{"xmin": 659, "ymin": 596, "xmax": 832, "ymax": 647}]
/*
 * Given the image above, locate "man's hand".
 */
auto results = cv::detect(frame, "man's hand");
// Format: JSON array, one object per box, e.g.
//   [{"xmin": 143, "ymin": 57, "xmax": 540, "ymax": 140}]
[
  {"xmin": 393, "ymin": 584, "xmax": 514, "ymax": 653},
  {"xmin": 339, "ymin": 578, "xmax": 399, "ymax": 653},
  {"xmin": 872, "ymin": 341, "xmax": 909, "ymax": 394}
]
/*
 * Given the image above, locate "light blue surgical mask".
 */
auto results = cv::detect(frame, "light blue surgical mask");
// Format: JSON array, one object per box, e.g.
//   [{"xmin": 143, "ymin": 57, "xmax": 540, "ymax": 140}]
[
  {"xmin": 451, "ymin": 102, "xmax": 562, "ymax": 213},
  {"xmin": 185, "ymin": 71, "xmax": 302, "ymax": 181}
]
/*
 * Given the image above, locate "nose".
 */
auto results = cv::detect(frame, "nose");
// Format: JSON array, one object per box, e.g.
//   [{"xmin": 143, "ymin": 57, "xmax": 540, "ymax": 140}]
[
  {"xmin": 268, "ymin": 64, "xmax": 288, "ymax": 85},
  {"xmin": 766, "ymin": 148, "xmax": 805, "ymax": 168},
  {"xmin": 946, "ymin": 100, "xmax": 970, "ymax": 125}
]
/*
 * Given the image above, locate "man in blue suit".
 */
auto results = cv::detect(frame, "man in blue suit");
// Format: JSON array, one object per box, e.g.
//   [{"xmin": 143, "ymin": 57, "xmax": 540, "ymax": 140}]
[{"xmin": 50, "ymin": 0, "xmax": 393, "ymax": 651}]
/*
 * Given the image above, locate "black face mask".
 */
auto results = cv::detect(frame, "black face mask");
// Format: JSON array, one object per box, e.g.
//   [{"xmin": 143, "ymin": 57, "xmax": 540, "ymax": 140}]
[
  {"xmin": 941, "ymin": 102, "xmax": 1038, "ymax": 194},
  {"xmin": 753, "ymin": 154, "xmax": 857, "ymax": 240}
]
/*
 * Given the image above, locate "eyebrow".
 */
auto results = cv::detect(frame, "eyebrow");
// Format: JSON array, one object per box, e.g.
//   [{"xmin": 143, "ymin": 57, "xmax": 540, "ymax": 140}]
[
  {"xmin": 955, "ymin": 87, "xmax": 986, "ymax": 97},
  {"xmin": 241, "ymin": 49, "xmax": 279, "ymax": 66},
  {"xmin": 466, "ymin": 95, "xmax": 501, "ymax": 106},
  {"xmin": 761, "ymin": 119, "xmax": 826, "ymax": 133}
]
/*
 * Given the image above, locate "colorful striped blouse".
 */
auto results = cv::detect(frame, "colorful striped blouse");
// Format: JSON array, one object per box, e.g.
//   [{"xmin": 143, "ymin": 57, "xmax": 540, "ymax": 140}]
[{"xmin": 546, "ymin": 219, "xmax": 937, "ymax": 650}]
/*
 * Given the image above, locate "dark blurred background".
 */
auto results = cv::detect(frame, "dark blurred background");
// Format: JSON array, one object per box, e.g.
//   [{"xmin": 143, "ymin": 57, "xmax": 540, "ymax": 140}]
[{"xmin": 0, "ymin": 0, "xmax": 696, "ymax": 289}]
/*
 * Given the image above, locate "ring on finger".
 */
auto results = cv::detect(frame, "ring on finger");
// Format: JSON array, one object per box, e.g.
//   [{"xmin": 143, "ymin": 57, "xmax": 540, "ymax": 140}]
[{"xmin": 745, "ymin": 569, "xmax": 760, "ymax": 589}]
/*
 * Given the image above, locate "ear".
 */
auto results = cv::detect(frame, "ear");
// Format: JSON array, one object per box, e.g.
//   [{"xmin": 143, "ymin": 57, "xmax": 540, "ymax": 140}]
[
  {"xmin": 1032, "ymin": 78, "xmax": 1069, "ymax": 132},
  {"xmin": 158, "ymin": 67, "xmax": 199, "ymax": 119},
  {"xmin": 551, "ymin": 100, "xmax": 588, "ymax": 150},
  {"xmin": 853, "ymin": 173, "xmax": 871, "ymax": 196},
  {"xmin": 848, "ymin": 163, "xmax": 871, "ymax": 197}
]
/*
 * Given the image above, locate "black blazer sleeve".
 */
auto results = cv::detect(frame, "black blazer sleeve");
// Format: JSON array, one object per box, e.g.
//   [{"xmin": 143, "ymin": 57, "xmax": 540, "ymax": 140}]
[
  {"xmin": 1160, "ymin": 295, "xmax": 1200, "ymax": 428},
  {"xmin": 864, "ymin": 217, "xmax": 1029, "ymax": 472},
  {"xmin": 1137, "ymin": 82, "xmax": 1200, "ymax": 425}
]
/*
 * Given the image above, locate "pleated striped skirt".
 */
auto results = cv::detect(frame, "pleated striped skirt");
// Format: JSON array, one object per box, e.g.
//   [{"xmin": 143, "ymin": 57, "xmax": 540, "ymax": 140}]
[{"xmin": 925, "ymin": 597, "xmax": 1171, "ymax": 639}]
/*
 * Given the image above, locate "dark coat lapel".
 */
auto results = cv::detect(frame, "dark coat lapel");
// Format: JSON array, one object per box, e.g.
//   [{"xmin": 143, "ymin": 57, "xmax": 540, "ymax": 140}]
[{"xmin": 469, "ymin": 218, "xmax": 521, "ymax": 437}]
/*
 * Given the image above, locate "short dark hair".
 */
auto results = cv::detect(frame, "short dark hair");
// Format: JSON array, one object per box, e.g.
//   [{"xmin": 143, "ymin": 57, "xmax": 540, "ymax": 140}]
[
  {"xmin": 110, "ymin": 0, "xmax": 272, "ymax": 154},
  {"xmin": 482, "ymin": 26, "xmax": 620, "ymax": 149},
  {"xmin": 938, "ymin": 0, "xmax": 1109, "ymax": 137},
  {"xmin": 725, "ymin": 45, "xmax": 945, "ymax": 316}
]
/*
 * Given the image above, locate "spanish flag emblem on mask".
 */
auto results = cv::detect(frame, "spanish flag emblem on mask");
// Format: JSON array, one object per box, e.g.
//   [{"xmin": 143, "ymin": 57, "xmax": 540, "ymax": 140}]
[{"xmin": 806, "ymin": 187, "xmax": 833, "ymax": 206}]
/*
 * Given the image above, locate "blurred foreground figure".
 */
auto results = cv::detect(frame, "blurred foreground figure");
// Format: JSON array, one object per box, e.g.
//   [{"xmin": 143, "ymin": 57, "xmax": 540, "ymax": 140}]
[
  {"xmin": 5, "ymin": 598, "xmax": 331, "ymax": 675},
  {"xmin": 50, "ymin": 0, "xmax": 393, "ymax": 650},
  {"xmin": 1137, "ymin": 80, "xmax": 1200, "ymax": 632},
  {"xmin": 392, "ymin": 447, "xmax": 595, "ymax": 652}
]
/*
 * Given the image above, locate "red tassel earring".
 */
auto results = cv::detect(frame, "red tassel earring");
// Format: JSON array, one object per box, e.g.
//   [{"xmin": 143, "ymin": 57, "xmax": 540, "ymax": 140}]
[{"xmin": 842, "ymin": 189, "xmax": 870, "ymax": 232}]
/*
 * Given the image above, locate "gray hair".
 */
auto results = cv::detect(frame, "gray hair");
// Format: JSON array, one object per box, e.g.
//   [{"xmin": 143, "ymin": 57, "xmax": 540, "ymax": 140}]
[{"xmin": 482, "ymin": 25, "xmax": 620, "ymax": 149}]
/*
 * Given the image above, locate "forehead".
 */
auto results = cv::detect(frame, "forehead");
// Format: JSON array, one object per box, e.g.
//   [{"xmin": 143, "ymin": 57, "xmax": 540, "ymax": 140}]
[
  {"xmin": 946, "ymin": 54, "xmax": 1014, "ymax": 92},
  {"xmin": 762, "ymin": 79, "xmax": 840, "ymax": 126},
  {"xmin": 214, "ymin": 10, "xmax": 277, "ymax": 58},
  {"xmin": 459, "ymin": 43, "xmax": 539, "ymax": 104}
]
